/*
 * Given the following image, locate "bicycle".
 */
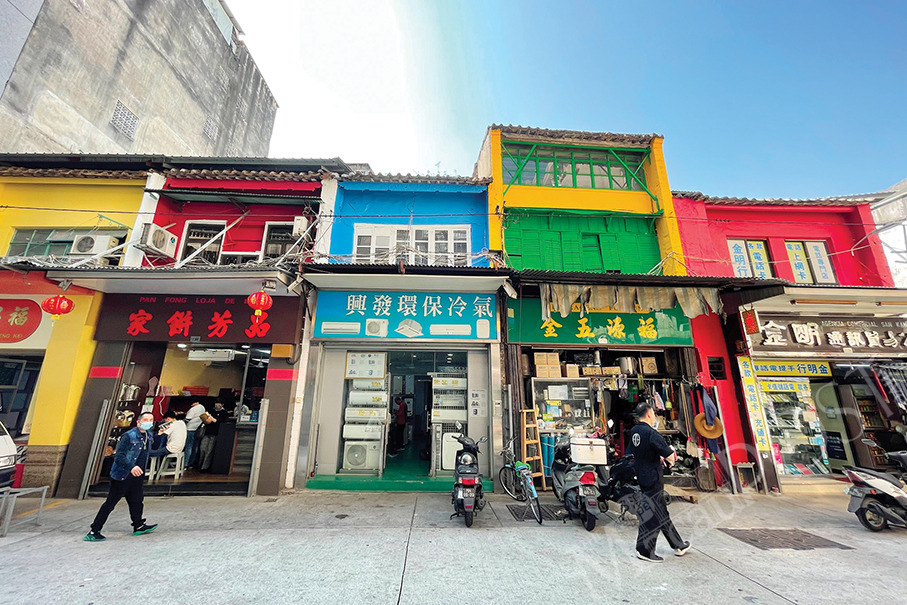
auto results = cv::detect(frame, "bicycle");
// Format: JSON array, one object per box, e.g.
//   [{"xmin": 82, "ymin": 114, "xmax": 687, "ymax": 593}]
[{"xmin": 499, "ymin": 437, "xmax": 542, "ymax": 524}]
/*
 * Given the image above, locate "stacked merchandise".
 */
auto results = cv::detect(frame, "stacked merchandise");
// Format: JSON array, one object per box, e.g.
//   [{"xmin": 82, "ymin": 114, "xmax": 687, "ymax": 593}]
[
  {"xmin": 341, "ymin": 378, "xmax": 388, "ymax": 472},
  {"xmin": 430, "ymin": 373, "xmax": 468, "ymax": 474}
]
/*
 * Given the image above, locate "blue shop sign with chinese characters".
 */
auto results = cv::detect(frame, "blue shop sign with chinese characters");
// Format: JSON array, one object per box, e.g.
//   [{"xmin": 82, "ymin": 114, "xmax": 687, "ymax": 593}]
[{"xmin": 313, "ymin": 290, "xmax": 498, "ymax": 340}]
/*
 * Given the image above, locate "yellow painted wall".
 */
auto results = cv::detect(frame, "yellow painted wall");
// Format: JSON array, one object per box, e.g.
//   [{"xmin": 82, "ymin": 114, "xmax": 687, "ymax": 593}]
[
  {"xmin": 1, "ymin": 176, "xmax": 146, "ymax": 447},
  {"xmin": 159, "ymin": 345, "xmax": 245, "ymax": 395},
  {"xmin": 485, "ymin": 130, "xmax": 687, "ymax": 275},
  {"xmin": 0, "ymin": 177, "xmax": 146, "ymax": 253},
  {"xmin": 27, "ymin": 292, "xmax": 103, "ymax": 446}
]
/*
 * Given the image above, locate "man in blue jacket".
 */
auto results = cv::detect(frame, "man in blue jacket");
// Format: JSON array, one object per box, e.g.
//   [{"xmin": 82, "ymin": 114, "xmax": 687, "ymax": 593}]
[
  {"xmin": 84, "ymin": 412, "xmax": 158, "ymax": 541},
  {"xmin": 625, "ymin": 401, "xmax": 690, "ymax": 562}
]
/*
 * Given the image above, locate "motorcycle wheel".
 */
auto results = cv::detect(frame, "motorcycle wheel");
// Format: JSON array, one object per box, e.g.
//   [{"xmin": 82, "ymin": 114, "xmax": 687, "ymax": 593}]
[
  {"xmin": 499, "ymin": 466, "xmax": 525, "ymax": 501},
  {"xmin": 529, "ymin": 496, "xmax": 543, "ymax": 524},
  {"xmin": 598, "ymin": 498, "xmax": 609, "ymax": 514},
  {"xmin": 464, "ymin": 511, "xmax": 474, "ymax": 527},
  {"xmin": 857, "ymin": 501, "xmax": 888, "ymax": 532},
  {"xmin": 582, "ymin": 508, "xmax": 596, "ymax": 531}
]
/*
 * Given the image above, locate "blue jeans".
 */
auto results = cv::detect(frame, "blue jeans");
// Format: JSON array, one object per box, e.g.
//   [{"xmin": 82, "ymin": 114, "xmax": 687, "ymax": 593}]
[{"xmin": 185, "ymin": 429, "xmax": 201, "ymax": 467}]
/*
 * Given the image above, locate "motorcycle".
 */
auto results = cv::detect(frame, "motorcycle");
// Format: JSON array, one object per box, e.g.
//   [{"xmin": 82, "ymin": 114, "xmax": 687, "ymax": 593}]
[
  {"xmin": 450, "ymin": 422, "xmax": 488, "ymax": 527},
  {"xmin": 550, "ymin": 435, "xmax": 601, "ymax": 531},
  {"xmin": 844, "ymin": 439, "xmax": 907, "ymax": 532}
]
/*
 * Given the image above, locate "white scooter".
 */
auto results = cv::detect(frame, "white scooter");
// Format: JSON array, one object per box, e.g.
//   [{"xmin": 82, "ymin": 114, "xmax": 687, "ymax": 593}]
[{"xmin": 844, "ymin": 439, "xmax": 907, "ymax": 532}]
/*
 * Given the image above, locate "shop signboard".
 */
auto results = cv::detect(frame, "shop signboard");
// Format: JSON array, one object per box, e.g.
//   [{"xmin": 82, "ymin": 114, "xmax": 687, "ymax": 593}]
[
  {"xmin": 94, "ymin": 294, "xmax": 302, "ymax": 344},
  {"xmin": 737, "ymin": 356, "xmax": 772, "ymax": 454},
  {"xmin": 752, "ymin": 359, "xmax": 831, "ymax": 377},
  {"xmin": 313, "ymin": 290, "xmax": 498, "ymax": 341},
  {"xmin": 749, "ymin": 313, "xmax": 907, "ymax": 358},
  {"xmin": 507, "ymin": 298, "xmax": 692, "ymax": 346},
  {"xmin": 0, "ymin": 295, "xmax": 53, "ymax": 349},
  {"xmin": 344, "ymin": 352, "xmax": 387, "ymax": 379}
]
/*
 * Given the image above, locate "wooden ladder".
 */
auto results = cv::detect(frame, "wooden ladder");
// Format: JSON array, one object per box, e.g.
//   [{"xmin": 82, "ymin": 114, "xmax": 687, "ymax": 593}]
[{"xmin": 520, "ymin": 408, "xmax": 547, "ymax": 491}]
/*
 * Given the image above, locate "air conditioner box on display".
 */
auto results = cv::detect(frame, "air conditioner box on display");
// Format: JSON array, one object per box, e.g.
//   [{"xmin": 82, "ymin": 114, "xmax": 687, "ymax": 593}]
[
  {"xmin": 342, "ymin": 441, "xmax": 381, "ymax": 470},
  {"xmin": 344, "ymin": 408, "xmax": 386, "ymax": 423},
  {"xmin": 343, "ymin": 424, "xmax": 383, "ymax": 440},
  {"xmin": 442, "ymin": 432, "xmax": 463, "ymax": 470},
  {"xmin": 187, "ymin": 349, "xmax": 235, "ymax": 362},
  {"xmin": 352, "ymin": 378, "xmax": 386, "ymax": 391},
  {"xmin": 137, "ymin": 223, "xmax": 179, "ymax": 259},
  {"xmin": 432, "ymin": 408, "xmax": 468, "ymax": 423},
  {"xmin": 70, "ymin": 234, "xmax": 118, "ymax": 258},
  {"xmin": 348, "ymin": 391, "xmax": 388, "ymax": 407}
]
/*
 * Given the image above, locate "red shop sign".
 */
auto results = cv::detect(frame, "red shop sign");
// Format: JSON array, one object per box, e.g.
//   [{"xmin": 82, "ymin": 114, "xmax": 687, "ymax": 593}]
[
  {"xmin": 94, "ymin": 294, "xmax": 302, "ymax": 344},
  {"xmin": 0, "ymin": 299, "xmax": 42, "ymax": 343}
]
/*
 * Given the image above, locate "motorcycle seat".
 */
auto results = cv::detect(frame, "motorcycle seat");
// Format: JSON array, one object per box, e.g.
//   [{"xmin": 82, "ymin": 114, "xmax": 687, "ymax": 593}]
[
  {"xmin": 858, "ymin": 467, "xmax": 903, "ymax": 488},
  {"xmin": 886, "ymin": 451, "xmax": 907, "ymax": 471}
]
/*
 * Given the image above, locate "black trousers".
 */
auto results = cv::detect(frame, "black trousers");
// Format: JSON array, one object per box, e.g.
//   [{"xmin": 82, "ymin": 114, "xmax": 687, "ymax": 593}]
[
  {"xmin": 636, "ymin": 484, "xmax": 684, "ymax": 556},
  {"xmin": 90, "ymin": 475, "xmax": 145, "ymax": 532}
]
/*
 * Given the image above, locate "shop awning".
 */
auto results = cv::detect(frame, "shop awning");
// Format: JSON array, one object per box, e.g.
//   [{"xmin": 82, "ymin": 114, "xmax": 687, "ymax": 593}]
[
  {"xmin": 300, "ymin": 263, "xmax": 511, "ymax": 293},
  {"xmin": 727, "ymin": 285, "xmax": 907, "ymax": 316},
  {"xmin": 42, "ymin": 265, "xmax": 298, "ymax": 296}
]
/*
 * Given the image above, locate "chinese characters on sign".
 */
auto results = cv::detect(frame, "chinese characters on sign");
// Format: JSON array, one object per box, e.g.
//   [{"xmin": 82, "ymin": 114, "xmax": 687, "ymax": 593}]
[
  {"xmin": 806, "ymin": 242, "xmax": 835, "ymax": 284},
  {"xmin": 315, "ymin": 291, "xmax": 498, "ymax": 340},
  {"xmin": 738, "ymin": 356, "xmax": 772, "ymax": 453},
  {"xmin": 0, "ymin": 298, "xmax": 43, "ymax": 344},
  {"xmin": 751, "ymin": 314, "xmax": 907, "ymax": 358},
  {"xmin": 95, "ymin": 294, "xmax": 301, "ymax": 344},
  {"xmin": 752, "ymin": 360, "xmax": 832, "ymax": 377},
  {"xmin": 508, "ymin": 298, "xmax": 693, "ymax": 346},
  {"xmin": 785, "ymin": 242, "xmax": 814, "ymax": 284}
]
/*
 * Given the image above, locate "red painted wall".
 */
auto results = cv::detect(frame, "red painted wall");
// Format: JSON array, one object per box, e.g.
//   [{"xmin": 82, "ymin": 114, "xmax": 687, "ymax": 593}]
[
  {"xmin": 691, "ymin": 314, "xmax": 748, "ymax": 465},
  {"xmin": 673, "ymin": 197, "xmax": 893, "ymax": 287}
]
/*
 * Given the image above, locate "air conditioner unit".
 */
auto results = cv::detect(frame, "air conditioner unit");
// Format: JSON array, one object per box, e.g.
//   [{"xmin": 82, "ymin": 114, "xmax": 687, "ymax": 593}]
[
  {"xmin": 348, "ymin": 391, "xmax": 388, "ymax": 407},
  {"xmin": 292, "ymin": 215, "xmax": 309, "ymax": 237},
  {"xmin": 432, "ymin": 408, "xmax": 468, "ymax": 423},
  {"xmin": 342, "ymin": 424, "xmax": 383, "ymax": 440},
  {"xmin": 321, "ymin": 321, "xmax": 361, "ymax": 335},
  {"xmin": 351, "ymin": 378, "xmax": 386, "ymax": 391},
  {"xmin": 137, "ymin": 223, "xmax": 179, "ymax": 259},
  {"xmin": 343, "ymin": 441, "xmax": 381, "ymax": 470},
  {"xmin": 70, "ymin": 234, "xmax": 117, "ymax": 260},
  {"xmin": 442, "ymin": 432, "xmax": 463, "ymax": 471},
  {"xmin": 187, "ymin": 349, "xmax": 235, "ymax": 362},
  {"xmin": 344, "ymin": 408, "xmax": 386, "ymax": 423},
  {"xmin": 365, "ymin": 318, "xmax": 388, "ymax": 337},
  {"xmin": 429, "ymin": 324, "xmax": 472, "ymax": 336},
  {"xmin": 395, "ymin": 318, "xmax": 423, "ymax": 338}
]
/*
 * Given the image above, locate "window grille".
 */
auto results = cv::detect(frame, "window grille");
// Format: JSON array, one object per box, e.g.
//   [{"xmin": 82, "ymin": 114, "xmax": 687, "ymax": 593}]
[
  {"xmin": 110, "ymin": 101, "xmax": 138, "ymax": 140},
  {"xmin": 203, "ymin": 116, "xmax": 219, "ymax": 141}
]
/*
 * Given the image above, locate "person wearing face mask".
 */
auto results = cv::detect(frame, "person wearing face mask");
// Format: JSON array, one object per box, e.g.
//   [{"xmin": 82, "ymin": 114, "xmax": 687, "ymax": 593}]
[
  {"xmin": 84, "ymin": 412, "xmax": 158, "ymax": 542},
  {"xmin": 197, "ymin": 401, "xmax": 230, "ymax": 472}
]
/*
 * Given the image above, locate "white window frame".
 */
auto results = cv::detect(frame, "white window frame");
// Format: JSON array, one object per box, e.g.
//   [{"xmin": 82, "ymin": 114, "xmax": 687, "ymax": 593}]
[
  {"xmin": 353, "ymin": 223, "xmax": 471, "ymax": 266},
  {"xmin": 260, "ymin": 221, "xmax": 297, "ymax": 260},
  {"xmin": 180, "ymin": 220, "xmax": 226, "ymax": 263}
]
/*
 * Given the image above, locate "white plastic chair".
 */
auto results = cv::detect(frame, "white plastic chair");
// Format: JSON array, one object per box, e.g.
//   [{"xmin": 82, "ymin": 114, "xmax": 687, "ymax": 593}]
[{"xmin": 152, "ymin": 452, "xmax": 185, "ymax": 483}]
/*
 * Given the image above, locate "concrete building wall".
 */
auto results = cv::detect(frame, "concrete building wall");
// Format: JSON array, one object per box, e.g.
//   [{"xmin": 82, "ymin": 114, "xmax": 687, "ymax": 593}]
[
  {"xmin": 0, "ymin": 0, "xmax": 43, "ymax": 95},
  {"xmin": 0, "ymin": 0, "xmax": 276, "ymax": 156}
]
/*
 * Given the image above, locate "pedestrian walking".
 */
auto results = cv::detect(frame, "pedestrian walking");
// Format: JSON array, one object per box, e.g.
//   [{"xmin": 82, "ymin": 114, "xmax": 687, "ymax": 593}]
[
  {"xmin": 626, "ymin": 400, "xmax": 690, "ymax": 563},
  {"xmin": 84, "ymin": 412, "xmax": 158, "ymax": 541}
]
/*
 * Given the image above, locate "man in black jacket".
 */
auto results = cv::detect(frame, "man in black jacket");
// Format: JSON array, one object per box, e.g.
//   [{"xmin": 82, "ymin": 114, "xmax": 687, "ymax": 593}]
[{"xmin": 625, "ymin": 401, "xmax": 690, "ymax": 562}]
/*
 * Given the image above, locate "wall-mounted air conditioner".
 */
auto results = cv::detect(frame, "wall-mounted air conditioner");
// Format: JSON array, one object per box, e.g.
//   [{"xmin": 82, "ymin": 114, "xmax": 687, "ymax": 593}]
[
  {"xmin": 293, "ymin": 215, "xmax": 309, "ymax": 237},
  {"xmin": 429, "ymin": 324, "xmax": 472, "ymax": 336},
  {"xmin": 137, "ymin": 223, "xmax": 178, "ymax": 259},
  {"xmin": 70, "ymin": 235, "xmax": 118, "ymax": 262},
  {"xmin": 321, "ymin": 321, "xmax": 361, "ymax": 335},
  {"xmin": 187, "ymin": 349, "xmax": 235, "ymax": 362}
]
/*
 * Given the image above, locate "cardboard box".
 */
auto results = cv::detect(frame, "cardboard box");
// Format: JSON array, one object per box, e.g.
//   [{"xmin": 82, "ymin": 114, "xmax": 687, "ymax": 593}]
[
  {"xmin": 603, "ymin": 366, "xmax": 621, "ymax": 375},
  {"xmin": 564, "ymin": 364, "xmax": 580, "ymax": 378},
  {"xmin": 581, "ymin": 366, "xmax": 602, "ymax": 376},
  {"xmin": 546, "ymin": 353, "xmax": 560, "ymax": 365},
  {"xmin": 534, "ymin": 352, "xmax": 548, "ymax": 366},
  {"xmin": 641, "ymin": 357, "xmax": 658, "ymax": 375},
  {"xmin": 536, "ymin": 365, "xmax": 555, "ymax": 378}
]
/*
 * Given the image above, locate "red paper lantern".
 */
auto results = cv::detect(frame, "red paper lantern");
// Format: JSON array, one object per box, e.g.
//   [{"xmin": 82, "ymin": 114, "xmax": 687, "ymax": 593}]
[
  {"xmin": 246, "ymin": 290, "xmax": 273, "ymax": 316},
  {"xmin": 41, "ymin": 295, "xmax": 75, "ymax": 320}
]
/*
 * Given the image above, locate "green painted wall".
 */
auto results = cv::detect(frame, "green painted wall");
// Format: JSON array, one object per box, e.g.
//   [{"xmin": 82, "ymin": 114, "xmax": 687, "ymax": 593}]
[{"xmin": 503, "ymin": 212, "xmax": 661, "ymax": 273}]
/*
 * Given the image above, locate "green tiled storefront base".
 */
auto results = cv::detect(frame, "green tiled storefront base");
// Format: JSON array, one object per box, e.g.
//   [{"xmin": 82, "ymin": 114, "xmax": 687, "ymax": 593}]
[{"xmin": 305, "ymin": 474, "xmax": 457, "ymax": 492}]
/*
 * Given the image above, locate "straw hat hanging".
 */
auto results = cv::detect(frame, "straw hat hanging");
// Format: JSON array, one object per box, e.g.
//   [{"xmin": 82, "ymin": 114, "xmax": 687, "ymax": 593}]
[{"xmin": 694, "ymin": 413, "xmax": 724, "ymax": 439}]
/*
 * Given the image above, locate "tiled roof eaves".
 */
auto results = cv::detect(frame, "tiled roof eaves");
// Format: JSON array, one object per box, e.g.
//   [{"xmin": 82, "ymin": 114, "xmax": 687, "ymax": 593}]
[
  {"xmin": 337, "ymin": 173, "xmax": 491, "ymax": 186},
  {"xmin": 492, "ymin": 124, "xmax": 658, "ymax": 147},
  {"xmin": 0, "ymin": 167, "xmax": 147, "ymax": 180},
  {"xmin": 672, "ymin": 190, "xmax": 886, "ymax": 207},
  {"xmin": 162, "ymin": 168, "xmax": 324, "ymax": 182}
]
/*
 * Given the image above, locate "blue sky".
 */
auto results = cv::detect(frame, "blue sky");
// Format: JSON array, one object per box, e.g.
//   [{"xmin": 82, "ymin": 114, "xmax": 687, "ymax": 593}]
[{"xmin": 232, "ymin": 0, "xmax": 906, "ymax": 198}]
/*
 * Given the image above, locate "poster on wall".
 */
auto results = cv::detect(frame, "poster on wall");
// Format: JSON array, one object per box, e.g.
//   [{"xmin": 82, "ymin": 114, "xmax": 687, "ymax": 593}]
[
  {"xmin": 345, "ymin": 352, "xmax": 387, "ymax": 379},
  {"xmin": 507, "ymin": 298, "xmax": 693, "ymax": 346},
  {"xmin": 314, "ymin": 290, "xmax": 498, "ymax": 341}
]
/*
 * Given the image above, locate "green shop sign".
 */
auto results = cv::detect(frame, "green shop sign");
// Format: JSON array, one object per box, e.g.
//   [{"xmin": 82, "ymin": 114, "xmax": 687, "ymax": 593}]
[{"xmin": 507, "ymin": 298, "xmax": 693, "ymax": 346}]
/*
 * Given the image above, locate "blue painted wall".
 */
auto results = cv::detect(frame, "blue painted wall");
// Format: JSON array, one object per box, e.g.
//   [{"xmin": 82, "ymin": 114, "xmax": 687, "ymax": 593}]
[{"xmin": 327, "ymin": 181, "xmax": 490, "ymax": 266}]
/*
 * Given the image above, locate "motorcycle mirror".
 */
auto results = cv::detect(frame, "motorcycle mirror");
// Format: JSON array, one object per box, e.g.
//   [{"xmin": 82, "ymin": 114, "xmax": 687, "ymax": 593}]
[
  {"xmin": 862, "ymin": 439, "xmax": 880, "ymax": 448},
  {"xmin": 479, "ymin": 436, "xmax": 488, "ymax": 443},
  {"xmin": 455, "ymin": 421, "xmax": 462, "ymax": 430}
]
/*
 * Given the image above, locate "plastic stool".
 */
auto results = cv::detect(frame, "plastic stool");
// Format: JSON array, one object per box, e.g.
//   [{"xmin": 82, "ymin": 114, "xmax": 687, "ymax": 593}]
[{"xmin": 153, "ymin": 452, "xmax": 185, "ymax": 483}]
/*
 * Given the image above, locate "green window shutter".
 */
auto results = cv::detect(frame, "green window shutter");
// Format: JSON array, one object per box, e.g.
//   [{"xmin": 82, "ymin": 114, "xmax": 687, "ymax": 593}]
[
  {"xmin": 581, "ymin": 234, "xmax": 604, "ymax": 272},
  {"xmin": 562, "ymin": 231, "xmax": 583, "ymax": 272},
  {"xmin": 540, "ymin": 231, "xmax": 563, "ymax": 270},
  {"xmin": 521, "ymin": 229, "xmax": 543, "ymax": 269}
]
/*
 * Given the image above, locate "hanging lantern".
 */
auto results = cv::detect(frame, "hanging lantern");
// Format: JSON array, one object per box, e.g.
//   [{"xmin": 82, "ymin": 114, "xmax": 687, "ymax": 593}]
[
  {"xmin": 246, "ymin": 290, "xmax": 273, "ymax": 317},
  {"xmin": 41, "ymin": 295, "xmax": 75, "ymax": 321}
]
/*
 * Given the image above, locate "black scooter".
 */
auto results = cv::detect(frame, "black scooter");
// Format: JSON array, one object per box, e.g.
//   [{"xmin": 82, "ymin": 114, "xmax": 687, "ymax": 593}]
[
  {"xmin": 450, "ymin": 422, "xmax": 488, "ymax": 527},
  {"xmin": 597, "ymin": 454, "xmax": 644, "ymax": 520}
]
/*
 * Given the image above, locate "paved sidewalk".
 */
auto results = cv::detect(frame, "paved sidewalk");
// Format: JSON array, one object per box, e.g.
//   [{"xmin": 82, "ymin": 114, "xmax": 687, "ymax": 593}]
[{"xmin": 2, "ymin": 488, "xmax": 904, "ymax": 604}]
